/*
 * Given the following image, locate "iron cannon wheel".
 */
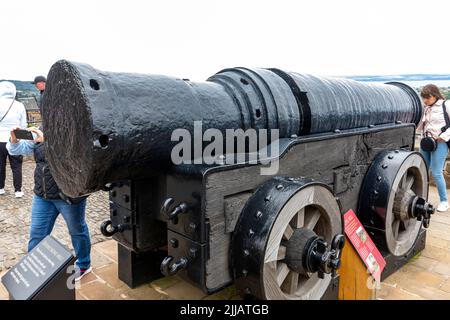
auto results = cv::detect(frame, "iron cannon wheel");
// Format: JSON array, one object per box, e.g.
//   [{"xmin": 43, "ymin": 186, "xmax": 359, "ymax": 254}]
[
  {"xmin": 358, "ymin": 150, "xmax": 428, "ymax": 257},
  {"xmin": 385, "ymin": 154, "xmax": 427, "ymax": 256},
  {"xmin": 232, "ymin": 177, "xmax": 342, "ymax": 300}
]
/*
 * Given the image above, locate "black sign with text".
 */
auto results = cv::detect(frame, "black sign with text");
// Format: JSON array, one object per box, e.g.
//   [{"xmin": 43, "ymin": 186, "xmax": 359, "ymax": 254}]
[{"xmin": 1, "ymin": 235, "xmax": 75, "ymax": 300}]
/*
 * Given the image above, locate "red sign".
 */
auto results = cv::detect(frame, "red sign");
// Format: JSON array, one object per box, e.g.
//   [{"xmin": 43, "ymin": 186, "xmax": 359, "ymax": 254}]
[{"xmin": 344, "ymin": 209, "xmax": 386, "ymax": 282}]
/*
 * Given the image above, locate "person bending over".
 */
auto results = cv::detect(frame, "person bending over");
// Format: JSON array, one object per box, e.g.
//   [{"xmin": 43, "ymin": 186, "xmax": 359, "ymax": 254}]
[{"xmin": 7, "ymin": 127, "xmax": 92, "ymax": 280}]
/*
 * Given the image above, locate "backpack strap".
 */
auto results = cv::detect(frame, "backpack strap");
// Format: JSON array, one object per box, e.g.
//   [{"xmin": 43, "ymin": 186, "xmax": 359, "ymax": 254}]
[
  {"xmin": 0, "ymin": 99, "xmax": 15, "ymax": 123},
  {"xmin": 442, "ymin": 101, "xmax": 450, "ymax": 130}
]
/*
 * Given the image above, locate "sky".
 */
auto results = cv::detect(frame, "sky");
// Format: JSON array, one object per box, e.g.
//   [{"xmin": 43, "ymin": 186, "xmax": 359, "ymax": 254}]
[{"xmin": 0, "ymin": 0, "xmax": 449, "ymax": 81}]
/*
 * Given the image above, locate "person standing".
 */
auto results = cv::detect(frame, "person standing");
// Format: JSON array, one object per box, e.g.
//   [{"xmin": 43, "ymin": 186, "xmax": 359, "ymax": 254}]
[
  {"xmin": 0, "ymin": 81, "xmax": 27, "ymax": 198},
  {"xmin": 418, "ymin": 84, "xmax": 450, "ymax": 212},
  {"xmin": 33, "ymin": 75, "xmax": 46, "ymax": 109},
  {"xmin": 7, "ymin": 127, "xmax": 92, "ymax": 281}
]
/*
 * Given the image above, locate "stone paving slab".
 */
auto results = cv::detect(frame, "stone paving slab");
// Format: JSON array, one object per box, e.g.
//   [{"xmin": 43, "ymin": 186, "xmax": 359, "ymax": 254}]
[{"xmin": 0, "ymin": 161, "xmax": 110, "ymax": 272}]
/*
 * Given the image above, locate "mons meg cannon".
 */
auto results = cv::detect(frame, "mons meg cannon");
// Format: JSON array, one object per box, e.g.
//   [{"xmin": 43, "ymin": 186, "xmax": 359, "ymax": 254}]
[{"xmin": 42, "ymin": 60, "xmax": 434, "ymax": 300}]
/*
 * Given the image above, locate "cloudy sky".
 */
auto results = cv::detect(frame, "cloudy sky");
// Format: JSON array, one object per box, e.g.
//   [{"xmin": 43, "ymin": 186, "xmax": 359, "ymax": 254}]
[{"xmin": 1, "ymin": 0, "xmax": 449, "ymax": 81}]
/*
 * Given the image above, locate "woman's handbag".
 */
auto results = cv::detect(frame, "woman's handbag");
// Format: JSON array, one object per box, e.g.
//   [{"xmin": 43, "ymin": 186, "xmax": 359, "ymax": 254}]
[{"xmin": 420, "ymin": 132, "xmax": 437, "ymax": 152}]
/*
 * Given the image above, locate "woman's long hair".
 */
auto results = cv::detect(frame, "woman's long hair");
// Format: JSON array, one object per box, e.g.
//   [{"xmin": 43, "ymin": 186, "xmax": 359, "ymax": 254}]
[{"xmin": 421, "ymin": 84, "xmax": 445, "ymax": 100}]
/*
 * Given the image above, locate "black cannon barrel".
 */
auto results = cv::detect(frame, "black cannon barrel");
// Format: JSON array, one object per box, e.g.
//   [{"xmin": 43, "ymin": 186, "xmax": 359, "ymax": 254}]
[
  {"xmin": 268, "ymin": 70, "xmax": 422, "ymax": 134},
  {"xmin": 42, "ymin": 60, "xmax": 421, "ymax": 197}
]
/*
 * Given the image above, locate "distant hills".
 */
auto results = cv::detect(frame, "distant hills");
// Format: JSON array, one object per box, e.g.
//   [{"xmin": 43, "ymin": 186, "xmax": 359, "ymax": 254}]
[
  {"xmin": 2, "ymin": 75, "xmax": 450, "ymax": 99},
  {"xmin": 0, "ymin": 79, "xmax": 39, "ymax": 98},
  {"xmin": 347, "ymin": 74, "xmax": 450, "ymax": 82}
]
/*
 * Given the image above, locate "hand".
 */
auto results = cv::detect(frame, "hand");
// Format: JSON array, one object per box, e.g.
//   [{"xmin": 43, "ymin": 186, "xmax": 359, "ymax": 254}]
[
  {"xmin": 436, "ymin": 137, "xmax": 446, "ymax": 143},
  {"xmin": 10, "ymin": 127, "xmax": 20, "ymax": 144},
  {"xmin": 28, "ymin": 127, "xmax": 44, "ymax": 143}
]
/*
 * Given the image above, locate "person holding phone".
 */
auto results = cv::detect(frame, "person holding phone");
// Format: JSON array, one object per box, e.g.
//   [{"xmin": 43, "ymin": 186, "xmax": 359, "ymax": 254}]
[
  {"xmin": 7, "ymin": 127, "xmax": 92, "ymax": 281},
  {"xmin": 0, "ymin": 81, "xmax": 27, "ymax": 198},
  {"xmin": 418, "ymin": 84, "xmax": 450, "ymax": 212}
]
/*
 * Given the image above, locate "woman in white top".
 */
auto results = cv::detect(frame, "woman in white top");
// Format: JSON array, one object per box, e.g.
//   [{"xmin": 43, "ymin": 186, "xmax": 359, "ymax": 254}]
[
  {"xmin": 418, "ymin": 84, "xmax": 450, "ymax": 212},
  {"xmin": 0, "ymin": 81, "xmax": 27, "ymax": 198}
]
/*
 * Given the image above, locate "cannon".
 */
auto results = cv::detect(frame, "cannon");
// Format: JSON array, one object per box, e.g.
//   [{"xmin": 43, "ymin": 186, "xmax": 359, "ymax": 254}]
[{"xmin": 42, "ymin": 60, "xmax": 434, "ymax": 300}]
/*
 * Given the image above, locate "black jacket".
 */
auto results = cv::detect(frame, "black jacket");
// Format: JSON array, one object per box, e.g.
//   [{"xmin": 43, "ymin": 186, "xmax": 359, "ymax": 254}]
[
  {"xmin": 33, "ymin": 142, "xmax": 59, "ymax": 199},
  {"xmin": 36, "ymin": 90, "xmax": 44, "ymax": 110},
  {"xmin": 33, "ymin": 142, "xmax": 87, "ymax": 203}
]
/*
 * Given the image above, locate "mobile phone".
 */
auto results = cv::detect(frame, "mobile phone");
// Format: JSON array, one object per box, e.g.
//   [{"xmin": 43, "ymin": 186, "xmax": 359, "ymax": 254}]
[{"xmin": 13, "ymin": 129, "xmax": 34, "ymax": 140}]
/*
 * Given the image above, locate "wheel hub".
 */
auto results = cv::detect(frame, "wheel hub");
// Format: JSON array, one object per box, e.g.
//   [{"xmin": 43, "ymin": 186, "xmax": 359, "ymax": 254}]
[
  {"xmin": 393, "ymin": 187, "xmax": 435, "ymax": 226},
  {"xmin": 393, "ymin": 188, "xmax": 417, "ymax": 221},
  {"xmin": 285, "ymin": 228, "xmax": 317, "ymax": 275},
  {"xmin": 285, "ymin": 228, "xmax": 345, "ymax": 279}
]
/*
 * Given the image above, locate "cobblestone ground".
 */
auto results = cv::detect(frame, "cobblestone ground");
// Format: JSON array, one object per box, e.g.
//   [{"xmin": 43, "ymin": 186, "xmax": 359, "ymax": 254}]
[{"xmin": 0, "ymin": 161, "xmax": 109, "ymax": 271}]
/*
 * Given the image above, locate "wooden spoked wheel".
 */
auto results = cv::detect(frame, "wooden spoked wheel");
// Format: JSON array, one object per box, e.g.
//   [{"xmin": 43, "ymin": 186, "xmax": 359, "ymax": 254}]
[
  {"xmin": 386, "ymin": 154, "xmax": 427, "ymax": 256},
  {"xmin": 232, "ymin": 177, "xmax": 343, "ymax": 300},
  {"xmin": 358, "ymin": 150, "xmax": 429, "ymax": 257}
]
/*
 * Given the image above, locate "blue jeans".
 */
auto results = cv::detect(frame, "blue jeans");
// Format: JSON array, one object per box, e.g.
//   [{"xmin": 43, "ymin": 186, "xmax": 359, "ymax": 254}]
[
  {"xmin": 28, "ymin": 194, "xmax": 91, "ymax": 269},
  {"xmin": 420, "ymin": 142, "xmax": 449, "ymax": 202}
]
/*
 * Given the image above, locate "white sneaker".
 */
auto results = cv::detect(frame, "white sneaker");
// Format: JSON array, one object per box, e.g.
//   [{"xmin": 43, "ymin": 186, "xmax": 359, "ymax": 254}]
[
  {"xmin": 0, "ymin": 189, "xmax": 5, "ymax": 195},
  {"xmin": 437, "ymin": 201, "xmax": 449, "ymax": 212},
  {"xmin": 74, "ymin": 266, "xmax": 92, "ymax": 282},
  {"xmin": 15, "ymin": 191, "xmax": 24, "ymax": 198}
]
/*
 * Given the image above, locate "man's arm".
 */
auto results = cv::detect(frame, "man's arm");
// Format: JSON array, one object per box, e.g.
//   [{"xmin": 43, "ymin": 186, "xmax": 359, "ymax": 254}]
[{"xmin": 6, "ymin": 140, "xmax": 35, "ymax": 156}]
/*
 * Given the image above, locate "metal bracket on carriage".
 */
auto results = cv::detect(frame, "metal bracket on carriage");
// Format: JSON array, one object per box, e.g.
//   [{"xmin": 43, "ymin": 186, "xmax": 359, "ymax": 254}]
[
  {"xmin": 303, "ymin": 234, "xmax": 346, "ymax": 279},
  {"xmin": 161, "ymin": 198, "xmax": 191, "ymax": 224},
  {"xmin": 100, "ymin": 220, "xmax": 128, "ymax": 237},
  {"xmin": 410, "ymin": 197, "xmax": 435, "ymax": 228},
  {"xmin": 160, "ymin": 256, "xmax": 189, "ymax": 276}
]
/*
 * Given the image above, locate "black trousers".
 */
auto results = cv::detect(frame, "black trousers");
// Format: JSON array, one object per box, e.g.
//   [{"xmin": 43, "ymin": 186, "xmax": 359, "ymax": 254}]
[{"xmin": 0, "ymin": 142, "xmax": 23, "ymax": 191}]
